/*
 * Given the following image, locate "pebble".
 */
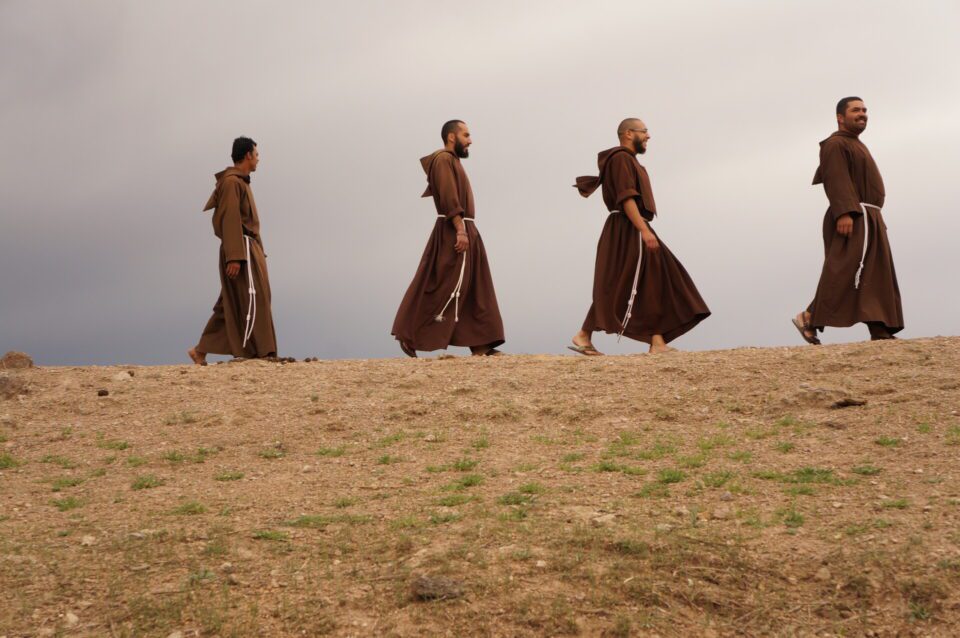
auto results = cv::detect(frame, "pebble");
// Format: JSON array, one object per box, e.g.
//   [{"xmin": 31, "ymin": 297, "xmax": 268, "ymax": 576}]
[
  {"xmin": 97, "ymin": 389, "xmax": 109, "ymax": 397},
  {"xmin": 655, "ymin": 523, "xmax": 673, "ymax": 533},
  {"xmin": 220, "ymin": 562, "xmax": 234, "ymax": 573},
  {"xmin": 591, "ymin": 513, "xmax": 617, "ymax": 527},
  {"xmin": 832, "ymin": 502, "xmax": 843, "ymax": 509},
  {"xmin": 112, "ymin": 371, "xmax": 132, "ymax": 382},
  {"xmin": 719, "ymin": 491, "xmax": 733, "ymax": 502},
  {"xmin": 80, "ymin": 535, "xmax": 96, "ymax": 546},
  {"xmin": 711, "ymin": 506, "xmax": 732, "ymax": 520},
  {"xmin": 535, "ymin": 560, "xmax": 547, "ymax": 568},
  {"xmin": 673, "ymin": 506, "xmax": 690, "ymax": 517},
  {"xmin": 815, "ymin": 567, "xmax": 831, "ymax": 582}
]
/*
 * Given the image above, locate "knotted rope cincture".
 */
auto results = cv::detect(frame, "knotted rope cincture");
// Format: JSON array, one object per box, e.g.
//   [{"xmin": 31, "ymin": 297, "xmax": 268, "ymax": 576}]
[
  {"xmin": 242, "ymin": 235, "xmax": 257, "ymax": 348},
  {"xmin": 434, "ymin": 215, "xmax": 473, "ymax": 323},
  {"xmin": 854, "ymin": 203, "xmax": 881, "ymax": 290}
]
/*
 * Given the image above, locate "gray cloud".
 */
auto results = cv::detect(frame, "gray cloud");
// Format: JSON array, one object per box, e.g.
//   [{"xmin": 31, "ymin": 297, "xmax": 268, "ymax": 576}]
[{"xmin": 2, "ymin": 0, "xmax": 958, "ymax": 364}]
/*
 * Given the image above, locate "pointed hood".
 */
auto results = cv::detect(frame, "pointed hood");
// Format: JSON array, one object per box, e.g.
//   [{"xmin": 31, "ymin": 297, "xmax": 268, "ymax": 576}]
[
  {"xmin": 419, "ymin": 150, "xmax": 457, "ymax": 198},
  {"xmin": 574, "ymin": 146, "xmax": 636, "ymax": 198},
  {"xmin": 204, "ymin": 167, "xmax": 250, "ymax": 211}
]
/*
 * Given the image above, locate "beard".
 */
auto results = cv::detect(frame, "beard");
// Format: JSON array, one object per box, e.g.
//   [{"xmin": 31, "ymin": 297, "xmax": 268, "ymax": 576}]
[
  {"xmin": 454, "ymin": 140, "xmax": 470, "ymax": 158},
  {"xmin": 633, "ymin": 139, "xmax": 646, "ymax": 155}
]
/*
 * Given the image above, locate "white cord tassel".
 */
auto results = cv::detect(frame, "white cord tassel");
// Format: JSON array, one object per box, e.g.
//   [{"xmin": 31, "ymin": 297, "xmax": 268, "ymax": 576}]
[
  {"xmin": 618, "ymin": 230, "xmax": 645, "ymax": 342},
  {"xmin": 242, "ymin": 235, "xmax": 257, "ymax": 348},
  {"xmin": 854, "ymin": 203, "xmax": 881, "ymax": 290},
  {"xmin": 434, "ymin": 216, "xmax": 473, "ymax": 323}
]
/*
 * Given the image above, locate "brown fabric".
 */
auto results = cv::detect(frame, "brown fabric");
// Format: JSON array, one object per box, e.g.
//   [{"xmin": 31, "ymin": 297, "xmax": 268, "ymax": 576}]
[
  {"xmin": 575, "ymin": 146, "xmax": 657, "ymax": 216},
  {"xmin": 807, "ymin": 132, "xmax": 903, "ymax": 334},
  {"xmin": 197, "ymin": 168, "xmax": 277, "ymax": 357},
  {"xmin": 578, "ymin": 148, "xmax": 709, "ymax": 344},
  {"xmin": 392, "ymin": 151, "xmax": 504, "ymax": 352}
]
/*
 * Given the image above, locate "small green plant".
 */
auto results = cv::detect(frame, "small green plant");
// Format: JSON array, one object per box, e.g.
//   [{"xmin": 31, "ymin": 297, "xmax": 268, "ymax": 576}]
[
  {"xmin": 702, "ymin": 471, "xmax": 734, "ymax": 488},
  {"xmin": 728, "ymin": 450, "xmax": 753, "ymax": 462},
  {"xmin": 52, "ymin": 497, "xmax": 82, "ymax": 511},
  {"xmin": 452, "ymin": 458, "xmax": 479, "ymax": 471},
  {"xmin": 316, "ymin": 446, "xmax": 346, "ymax": 457},
  {"xmin": 162, "ymin": 451, "xmax": 187, "ymax": 463},
  {"xmin": 131, "ymin": 474, "xmax": 164, "ymax": 490},
  {"xmin": 498, "ymin": 492, "xmax": 533, "ymax": 506},
  {"xmin": 215, "ymin": 471, "xmax": 244, "ymax": 481},
  {"xmin": 51, "ymin": 477, "xmax": 83, "ymax": 492},
  {"xmin": 444, "ymin": 474, "xmax": 483, "ymax": 491},
  {"xmin": 783, "ymin": 508, "xmax": 804, "ymax": 528},
  {"xmin": 874, "ymin": 436, "xmax": 901, "ymax": 447},
  {"xmin": 916, "ymin": 422, "xmax": 932, "ymax": 434},
  {"xmin": 775, "ymin": 441, "xmax": 796, "ymax": 453},
  {"xmin": 852, "ymin": 464, "xmax": 881, "ymax": 476},
  {"xmin": 252, "ymin": 529, "xmax": 288, "ymax": 541},
  {"xmin": 561, "ymin": 452, "xmax": 585, "ymax": 463},
  {"xmin": 170, "ymin": 501, "xmax": 206, "ymax": 515},
  {"xmin": 437, "ymin": 494, "xmax": 475, "ymax": 507},
  {"xmin": 636, "ymin": 482, "xmax": 670, "ymax": 498},
  {"xmin": 41, "ymin": 455, "xmax": 78, "ymax": 469},
  {"xmin": 429, "ymin": 511, "xmax": 462, "ymax": 525},
  {"xmin": 882, "ymin": 498, "xmax": 908, "ymax": 509},
  {"xmin": 126, "ymin": 456, "xmax": 148, "ymax": 467},
  {"xmin": 677, "ymin": 454, "xmax": 707, "ymax": 469},
  {"xmin": 377, "ymin": 454, "xmax": 400, "ymax": 465},
  {"xmin": 97, "ymin": 437, "xmax": 130, "ymax": 451},
  {"xmin": 471, "ymin": 436, "xmax": 490, "ymax": 450},
  {"xmin": 0, "ymin": 454, "xmax": 21, "ymax": 469},
  {"xmin": 657, "ymin": 469, "xmax": 686, "ymax": 484},
  {"xmin": 333, "ymin": 497, "xmax": 356, "ymax": 508},
  {"xmin": 258, "ymin": 448, "xmax": 285, "ymax": 459}
]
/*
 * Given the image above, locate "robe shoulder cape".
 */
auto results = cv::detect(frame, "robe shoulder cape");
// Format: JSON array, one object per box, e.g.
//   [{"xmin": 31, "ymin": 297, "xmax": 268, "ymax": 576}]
[
  {"xmin": 203, "ymin": 167, "xmax": 263, "ymax": 262},
  {"xmin": 812, "ymin": 130, "xmax": 885, "ymax": 219},
  {"xmin": 575, "ymin": 146, "xmax": 657, "ymax": 217},
  {"xmin": 420, "ymin": 150, "xmax": 475, "ymax": 220}
]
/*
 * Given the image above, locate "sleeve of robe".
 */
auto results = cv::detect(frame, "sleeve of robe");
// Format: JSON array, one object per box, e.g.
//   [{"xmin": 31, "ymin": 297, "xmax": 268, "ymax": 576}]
[
  {"xmin": 607, "ymin": 153, "xmax": 641, "ymax": 207},
  {"xmin": 218, "ymin": 179, "xmax": 247, "ymax": 262},
  {"xmin": 430, "ymin": 156, "xmax": 466, "ymax": 219},
  {"xmin": 819, "ymin": 140, "xmax": 862, "ymax": 220}
]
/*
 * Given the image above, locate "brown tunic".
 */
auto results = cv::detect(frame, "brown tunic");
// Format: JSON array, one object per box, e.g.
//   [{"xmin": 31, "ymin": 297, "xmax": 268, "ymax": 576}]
[
  {"xmin": 391, "ymin": 150, "xmax": 505, "ymax": 352},
  {"xmin": 807, "ymin": 131, "xmax": 903, "ymax": 334},
  {"xmin": 576, "ymin": 146, "xmax": 710, "ymax": 344},
  {"xmin": 196, "ymin": 167, "xmax": 277, "ymax": 357}
]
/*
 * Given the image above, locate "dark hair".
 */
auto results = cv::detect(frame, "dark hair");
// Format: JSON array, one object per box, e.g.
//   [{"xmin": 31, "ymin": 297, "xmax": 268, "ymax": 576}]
[
  {"xmin": 231, "ymin": 136, "xmax": 257, "ymax": 163},
  {"xmin": 836, "ymin": 97, "xmax": 863, "ymax": 116},
  {"xmin": 441, "ymin": 120, "xmax": 464, "ymax": 142}
]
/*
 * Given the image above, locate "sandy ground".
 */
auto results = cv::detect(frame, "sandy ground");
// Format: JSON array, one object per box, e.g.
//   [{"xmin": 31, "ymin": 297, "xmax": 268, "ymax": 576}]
[{"xmin": 1, "ymin": 337, "xmax": 959, "ymax": 637}]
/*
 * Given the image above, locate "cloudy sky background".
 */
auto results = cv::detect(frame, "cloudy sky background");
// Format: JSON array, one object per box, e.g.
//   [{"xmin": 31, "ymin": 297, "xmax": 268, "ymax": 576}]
[{"xmin": 2, "ymin": 0, "xmax": 958, "ymax": 365}]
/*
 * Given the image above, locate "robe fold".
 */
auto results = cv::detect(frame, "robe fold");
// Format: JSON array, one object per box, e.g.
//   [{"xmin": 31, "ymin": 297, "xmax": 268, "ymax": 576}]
[
  {"xmin": 577, "ymin": 146, "xmax": 710, "ymax": 344},
  {"xmin": 197, "ymin": 167, "xmax": 277, "ymax": 357},
  {"xmin": 392, "ymin": 150, "xmax": 505, "ymax": 352},
  {"xmin": 806, "ymin": 131, "xmax": 903, "ymax": 334}
]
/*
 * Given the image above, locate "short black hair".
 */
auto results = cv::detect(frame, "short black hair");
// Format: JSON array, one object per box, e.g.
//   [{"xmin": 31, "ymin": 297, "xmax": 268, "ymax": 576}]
[
  {"xmin": 441, "ymin": 120, "xmax": 464, "ymax": 142},
  {"xmin": 836, "ymin": 97, "xmax": 863, "ymax": 116},
  {"xmin": 231, "ymin": 136, "xmax": 257, "ymax": 164}
]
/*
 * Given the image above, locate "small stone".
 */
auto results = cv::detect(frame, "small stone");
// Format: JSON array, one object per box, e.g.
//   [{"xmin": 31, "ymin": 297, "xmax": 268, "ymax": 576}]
[
  {"xmin": 424, "ymin": 434, "xmax": 437, "ymax": 442},
  {"xmin": 112, "ymin": 371, "xmax": 132, "ymax": 382},
  {"xmin": 711, "ymin": 506, "xmax": 732, "ymax": 520},
  {"xmin": 0, "ymin": 351, "xmax": 33, "ymax": 369},
  {"xmin": 655, "ymin": 523, "xmax": 673, "ymax": 533},
  {"xmin": 832, "ymin": 502, "xmax": 843, "ymax": 509},
  {"xmin": 815, "ymin": 567, "xmax": 831, "ymax": 582},
  {"xmin": 410, "ymin": 574, "xmax": 465, "ymax": 601},
  {"xmin": 167, "ymin": 632, "xmax": 183, "ymax": 638},
  {"xmin": 80, "ymin": 535, "xmax": 96, "ymax": 546},
  {"xmin": 220, "ymin": 562, "xmax": 234, "ymax": 573},
  {"xmin": 97, "ymin": 389, "xmax": 109, "ymax": 397},
  {"xmin": 64, "ymin": 612, "xmax": 79, "ymax": 627},
  {"xmin": 535, "ymin": 560, "xmax": 547, "ymax": 568},
  {"xmin": 673, "ymin": 506, "xmax": 690, "ymax": 517},
  {"xmin": 719, "ymin": 491, "xmax": 733, "ymax": 502},
  {"xmin": 591, "ymin": 513, "xmax": 617, "ymax": 527}
]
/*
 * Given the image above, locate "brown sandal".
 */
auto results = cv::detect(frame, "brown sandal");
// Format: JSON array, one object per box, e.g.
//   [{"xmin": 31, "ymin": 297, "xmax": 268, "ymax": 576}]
[{"xmin": 791, "ymin": 317, "xmax": 821, "ymax": 345}]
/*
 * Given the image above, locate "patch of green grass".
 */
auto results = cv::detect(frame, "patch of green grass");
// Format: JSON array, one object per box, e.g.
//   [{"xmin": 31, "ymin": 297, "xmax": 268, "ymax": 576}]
[
  {"xmin": 316, "ymin": 446, "xmax": 346, "ymax": 457},
  {"xmin": 657, "ymin": 469, "xmax": 686, "ymax": 484},
  {"xmin": 702, "ymin": 471, "xmax": 734, "ymax": 488},
  {"xmin": 258, "ymin": 448, "xmax": 285, "ymax": 459},
  {"xmin": 471, "ymin": 436, "xmax": 490, "ymax": 450},
  {"xmin": 677, "ymin": 454, "xmax": 707, "ymax": 469},
  {"xmin": 782, "ymin": 508, "xmax": 804, "ymax": 528},
  {"xmin": 131, "ymin": 474, "xmax": 164, "ymax": 490},
  {"xmin": 163, "ymin": 411, "xmax": 198, "ymax": 425},
  {"xmin": 51, "ymin": 497, "xmax": 82, "ymax": 511},
  {"xmin": 788, "ymin": 467, "xmax": 839, "ymax": 484},
  {"xmin": 283, "ymin": 514, "xmax": 370, "ymax": 529},
  {"xmin": 252, "ymin": 529, "xmax": 288, "ymax": 541},
  {"xmin": 88, "ymin": 468, "xmax": 107, "ymax": 478},
  {"xmin": 333, "ymin": 497, "xmax": 356, "ymax": 509},
  {"xmin": 519, "ymin": 482, "xmax": 545, "ymax": 494},
  {"xmin": 425, "ymin": 464, "xmax": 446, "ymax": 473},
  {"xmin": 698, "ymin": 434, "xmax": 734, "ymax": 451},
  {"xmin": 437, "ymin": 494, "xmax": 475, "ymax": 507},
  {"xmin": 561, "ymin": 452, "xmax": 585, "ymax": 463},
  {"xmin": 881, "ymin": 498, "xmax": 908, "ymax": 509},
  {"xmin": 126, "ymin": 456, "xmax": 148, "ymax": 467},
  {"xmin": 752, "ymin": 470, "xmax": 783, "ymax": 481},
  {"xmin": 429, "ymin": 511, "xmax": 462, "ymax": 525},
  {"xmin": 444, "ymin": 474, "xmax": 484, "ymax": 491},
  {"xmin": 51, "ymin": 477, "xmax": 83, "ymax": 492},
  {"xmin": 377, "ymin": 454, "xmax": 400, "ymax": 465},
  {"xmin": 97, "ymin": 437, "xmax": 130, "ymax": 451},
  {"xmin": 947, "ymin": 426, "xmax": 960, "ymax": 446},
  {"xmin": 785, "ymin": 485, "xmax": 815, "ymax": 496},
  {"xmin": 593, "ymin": 461, "xmax": 645, "ymax": 476},
  {"xmin": 41, "ymin": 455, "xmax": 78, "ymax": 469},
  {"xmin": 916, "ymin": 422, "xmax": 932, "ymax": 434},
  {"xmin": 214, "ymin": 471, "xmax": 244, "ymax": 481},
  {"xmin": 874, "ymin": 436, "xmax": 901, "ymax": 447},
  {"xmin": 775, "ymin": 441, "xmax": 796, "ymax": 453},
  {"xmin": 374, "ymin": 432, "xmax": 404, "ymax": 448},
  {"xmin": 0, "ymin": 453, "xmax": 21, "ymax": 469},
  {"xmin": 170, "ymin": 501, "xmax": 206, "ymax": 515},
  {"xmin": 161, "ymin": 451, "xmax": 188, "ymax": 463},
  {"xmin": 635, "ymin": 440, "xmax": 676, "ymax": 460},
  {"xmin": 852, "ymin": 464, "xmax": 881, "ymax": 476},
  {"xmin": 745, "ymin": 428, "xmax": 776, "ymax": 440},
  {"xmin": 728, "ymin": 450, "xmax": 753, "ymax": 463},
  {"xmin": 775, "ymin": 416, "xmax": 800, "ymax": 427},
  {"xmin": 452, "ymin": 458, "xmax": 478, "ymax": 471},
  {"xmin": 390, "ymin": 516, "xmax": 421, "ymax": 530},
  {"xmin": 498, "ymin": 508, "xmax": 529, "ymax": 522},
  {"xmin": 498, "ymin": 492, "xmax": 533, "ymax": 506},
  {"xmin": 635, "ymin": 482, "xmax": 669, "ymax": 499}
]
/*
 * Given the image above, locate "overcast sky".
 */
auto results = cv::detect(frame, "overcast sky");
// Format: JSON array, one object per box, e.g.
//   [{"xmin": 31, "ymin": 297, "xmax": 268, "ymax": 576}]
[{"xmin": 2, "ymin": 1, "xmax": 958, "ymax": 365}]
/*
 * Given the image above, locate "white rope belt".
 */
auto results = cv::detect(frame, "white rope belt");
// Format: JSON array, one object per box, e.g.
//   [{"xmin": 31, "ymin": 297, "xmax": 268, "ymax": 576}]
[
  {"xmin": 241, "ymin": 235, "xmax": 257, "ymax": 348},
  {"xmin": 854, "ymin": 203, "xmax": 881, "ymax": 289},
  {"xmin": 608, "ymin": 210, "xmax": 641, "ymax": 340},
  {"xmin": 434, "ymin": 216, "xmax": 474, "ymax": 323}
]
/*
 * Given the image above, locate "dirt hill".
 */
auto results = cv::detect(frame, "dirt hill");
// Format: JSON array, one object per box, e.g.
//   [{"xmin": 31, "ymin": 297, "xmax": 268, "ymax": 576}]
[{"xmin": 1, "ymin": 338, "xmax": 959, "ymax": 637}]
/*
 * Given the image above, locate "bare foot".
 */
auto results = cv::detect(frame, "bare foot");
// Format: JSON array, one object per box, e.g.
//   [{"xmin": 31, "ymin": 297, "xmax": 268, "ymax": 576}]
[
  {"xmin": 793, "ymin": 311, "xmax": 820, "ymax": 345},
  {"xmin": 571, "ymin": 330, "xmax": 598, "ymax": 350},
  {"xmin": 649, "ymin": 344, "xmax": 676, "ymax": 354},
  {"xmin": 187, "ymin": 347, "xmax": 207, "ymax": 366}
]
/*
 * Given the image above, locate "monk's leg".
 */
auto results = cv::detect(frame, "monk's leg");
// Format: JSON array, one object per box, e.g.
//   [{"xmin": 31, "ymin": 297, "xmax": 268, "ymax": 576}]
[
  {"xmin": 187, "ymin": 347, "xmax": 207, "ymax": 366},
  {"xmin": 866, "ymin": 322, "xmax": 896, "ymax": 341},
  {"xmin": 572, "ymin": 329, "xmax": 594, "ymax": 348},
  {"xmin": 794, "ymin": 310, "xmax": 818, "ymax": 343},
  {"xmin": 194, "ymin": 295, "xmax": 229, "ymax": 361}
]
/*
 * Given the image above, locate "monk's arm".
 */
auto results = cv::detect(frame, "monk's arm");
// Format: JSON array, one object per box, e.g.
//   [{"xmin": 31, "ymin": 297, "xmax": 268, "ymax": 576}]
[
  {"xmin": 219, "ymin": 181, "xmax": 247, "ymax": 264},
  {"xmin": 622, "ymin": 198, "xmax": 659, "ymax": 252},
  {"xmin": 820, "ymin": 142, "xmax": 861, "ymax": 228},
  {"xmin": 431, "ymin": 159, "xmax": 465, "ymax": 219}
]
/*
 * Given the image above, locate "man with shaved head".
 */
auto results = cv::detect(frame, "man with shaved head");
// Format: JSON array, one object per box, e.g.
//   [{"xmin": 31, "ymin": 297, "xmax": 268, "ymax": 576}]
[
  {"xmin": 392, "ymin": 120, "xmax": 505, "ymax": 357},
  {"xmin": 571, "ymin": 118, "xmax": 710, "ymax": 355},
  {"xmin": 792, "ymin": 97, "xmax": 903, "ymax": 344}
]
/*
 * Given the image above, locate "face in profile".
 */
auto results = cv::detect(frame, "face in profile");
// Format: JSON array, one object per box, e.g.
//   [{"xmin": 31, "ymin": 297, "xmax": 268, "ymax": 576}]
[
  {"xmin": 631, "ymin": 122, "xmax": 650, "ymax": 155},
  {"xmin": 452, "ymin": 124, "xmax": 472, "ymax": 158},
  {"xmin": 839, "ymin": 101, "xmax": 868, "ymax": 133},
  {"xmin": 247, "ymin": 147, "xmax": 260, "ymax": 171}
]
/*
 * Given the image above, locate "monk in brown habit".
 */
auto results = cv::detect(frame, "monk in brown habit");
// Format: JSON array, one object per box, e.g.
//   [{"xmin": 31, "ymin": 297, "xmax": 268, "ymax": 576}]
[
  {"xmin": 571, "ymin": 118, "xmax": 710, "ymax": 355},
  {"xmin": 392, "ymin": 120, "xmax": 505, "ymax": 357},
  {"xmin": 188, "ymin": 137, "xmax": 277, "ymax": 364},
  {"xmin": 793, "ymin": 97, "xmax": 903, "ymax": 344}
]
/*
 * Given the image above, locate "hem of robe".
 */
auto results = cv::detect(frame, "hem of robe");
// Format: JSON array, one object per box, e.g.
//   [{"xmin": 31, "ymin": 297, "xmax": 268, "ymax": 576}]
[
  {"xmin": 392, "ymin": 334, "xmax": 505, "ymax": 353},
  {"xmin": 806, "ymin": 316, "xmax": 904, "ymax": 335},
  {"xmin": 582, "ymin": 311, "xmax": 710, "ymax": 345}
]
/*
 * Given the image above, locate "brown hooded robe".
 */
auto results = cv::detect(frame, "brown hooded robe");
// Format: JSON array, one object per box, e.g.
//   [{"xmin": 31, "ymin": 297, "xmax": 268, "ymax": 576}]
[
  {"xmin": 806, "ymin": 131, "xmax": 903, "ymax": 335},
  {"xmin": 391, "ymin": 150, "xmax": 505, "ymax": 352},
  {"xmin": 196, "ymin": 167, "xmax": 277, "ymax": 357},
  {"xmin": 576, "ymin": 147, "xmax": 710, "ymax": 344}
]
